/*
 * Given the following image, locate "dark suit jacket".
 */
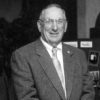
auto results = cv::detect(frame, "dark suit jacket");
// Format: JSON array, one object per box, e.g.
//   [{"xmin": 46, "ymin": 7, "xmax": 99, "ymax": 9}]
[{"xmin": 11, "ymin": 39, "xmax": 95, "ymax": 100}]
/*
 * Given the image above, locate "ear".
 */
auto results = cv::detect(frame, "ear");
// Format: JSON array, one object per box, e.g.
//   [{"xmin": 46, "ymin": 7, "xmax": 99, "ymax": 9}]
[
  {"xmin": 37, "ymin": 21, "xmax": 42, "ymax": 32},
  {"xmin": 64, "ymin": 22, "xmax": 68, "ymax": 32}
]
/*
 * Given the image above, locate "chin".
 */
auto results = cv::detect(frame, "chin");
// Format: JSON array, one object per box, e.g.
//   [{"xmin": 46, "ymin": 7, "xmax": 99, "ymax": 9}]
[{"xmin": 50, "ymin": 40, "xmax": 61, "ymax": 44}]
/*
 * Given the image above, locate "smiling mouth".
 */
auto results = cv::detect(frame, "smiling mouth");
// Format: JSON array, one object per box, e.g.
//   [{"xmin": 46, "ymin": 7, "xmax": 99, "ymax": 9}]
[
  {"xmin": 49, "ymin": 34, "xmax": 59, "ymax": 38},
  {"xmin": 50, "ymin": 32, "xmax": 59, "ymax": 35}
]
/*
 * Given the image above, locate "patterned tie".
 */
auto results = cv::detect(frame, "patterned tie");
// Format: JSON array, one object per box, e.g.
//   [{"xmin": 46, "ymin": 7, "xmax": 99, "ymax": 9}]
[{"xmin": 52, "ymin": 47, "xmax": 66, "ymax": 97}]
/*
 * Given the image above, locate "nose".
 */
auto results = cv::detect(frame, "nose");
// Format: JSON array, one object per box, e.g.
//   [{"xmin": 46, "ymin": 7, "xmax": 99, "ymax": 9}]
[{"xmin": 52, "ymin": 21, "xmax": 58, "ymax": 32}]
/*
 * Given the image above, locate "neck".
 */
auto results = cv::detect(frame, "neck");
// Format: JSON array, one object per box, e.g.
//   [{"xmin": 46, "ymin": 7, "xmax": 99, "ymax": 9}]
[
  {"xmin": 51, "ymin": 43, "xmax": 58, "ymax": 48},
  {"xmin": 41, "ymin": 37, "xmax": 62, "ymax": 48}
]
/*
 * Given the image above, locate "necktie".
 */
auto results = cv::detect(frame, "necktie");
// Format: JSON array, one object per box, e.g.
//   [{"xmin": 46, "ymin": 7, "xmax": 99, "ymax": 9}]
[{"xmin": 52, "ymin": 47, "xmax": 66, "ymax": 97}]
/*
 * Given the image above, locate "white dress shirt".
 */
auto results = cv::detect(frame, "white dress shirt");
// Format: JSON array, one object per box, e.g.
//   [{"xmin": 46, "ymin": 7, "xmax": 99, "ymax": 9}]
[{"xmin": 40, "ymin": 37, "xmax": 66, "ymax": 97}]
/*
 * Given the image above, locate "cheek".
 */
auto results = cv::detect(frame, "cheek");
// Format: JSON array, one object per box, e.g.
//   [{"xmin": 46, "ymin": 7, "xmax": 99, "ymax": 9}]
[
  {"xmin": 58, "ymin": 27, "xmax": 64, "ymax": 32},
  {"xmin": 44, "ymin": 26, "xmax": 51, "ymax": 31},
  {"xmin": 40, "ymin": 24, "xmax": 45, "ymax": 32},
  {"xmin": 58, "ymin": 24, "xmax": 65, "ymax": 31}
]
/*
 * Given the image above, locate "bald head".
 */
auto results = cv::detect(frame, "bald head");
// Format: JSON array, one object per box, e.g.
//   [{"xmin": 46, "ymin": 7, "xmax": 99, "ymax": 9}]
[{"xmin": 39, "ymin": 4, "xmax": 66, "ymax": 21}]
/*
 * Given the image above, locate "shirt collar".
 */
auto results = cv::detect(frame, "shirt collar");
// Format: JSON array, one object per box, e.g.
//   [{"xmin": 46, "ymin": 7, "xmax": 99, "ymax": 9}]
[{"xmin": 40, "ymin": 37, "xmax": 62, "ymax": 51}]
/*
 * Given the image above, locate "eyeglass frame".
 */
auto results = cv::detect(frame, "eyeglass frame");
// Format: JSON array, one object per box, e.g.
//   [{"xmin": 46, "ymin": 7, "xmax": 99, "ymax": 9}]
[{"xmin": 38, "ymin": 18, "xmax": 67, "ymax": 26}]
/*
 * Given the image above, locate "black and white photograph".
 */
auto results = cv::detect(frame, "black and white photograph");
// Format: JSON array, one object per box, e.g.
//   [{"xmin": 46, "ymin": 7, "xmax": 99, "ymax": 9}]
[{"xmin": 0, "ymin": 0, "xmax": 100, "ymax": 100}]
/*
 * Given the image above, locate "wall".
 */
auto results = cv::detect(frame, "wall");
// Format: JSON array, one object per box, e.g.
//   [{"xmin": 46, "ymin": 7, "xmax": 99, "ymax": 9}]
[
  {"xmin": 77, "ymin": 0, "xmax": 100, "ymax": 38},
  {"xmin": 0, "ymin": 0, "xmax": 22, "ymax": 22}
]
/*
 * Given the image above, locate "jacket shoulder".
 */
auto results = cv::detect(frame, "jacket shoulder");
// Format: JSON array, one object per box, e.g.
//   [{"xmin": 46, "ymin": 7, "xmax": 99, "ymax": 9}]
[
  {"xmin": 13, "ymin": 41, "xmax": 37, "ymax": 57},
  {"xmin": 63, "ymin": 42, "xmax": 85, "ymax": 54}
]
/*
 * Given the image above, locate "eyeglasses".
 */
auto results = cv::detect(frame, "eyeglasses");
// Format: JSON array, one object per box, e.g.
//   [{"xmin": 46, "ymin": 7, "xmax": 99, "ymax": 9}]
[{"xmin": 39, "ymin": 19, "xmax": 66, "ymax": 25}]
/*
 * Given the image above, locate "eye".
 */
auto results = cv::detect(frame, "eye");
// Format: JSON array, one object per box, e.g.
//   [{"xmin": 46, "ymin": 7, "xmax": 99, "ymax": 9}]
[
  {"xmin": 57, "ymin": 19, "xmax": 64, "ymax": 24},
  {"xmin": 45, "ymin": 19, "xmax": 53, "ymax": 24}
]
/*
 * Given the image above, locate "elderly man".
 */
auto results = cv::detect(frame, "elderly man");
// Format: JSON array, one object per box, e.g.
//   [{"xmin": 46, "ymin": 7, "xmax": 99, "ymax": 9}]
[{"xmin": 11, "ymin": 4, "xmax": 95, "ymax": 100}]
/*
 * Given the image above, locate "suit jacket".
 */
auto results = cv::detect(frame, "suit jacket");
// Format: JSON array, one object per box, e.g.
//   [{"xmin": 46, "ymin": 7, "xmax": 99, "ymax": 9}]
[{"xmin": 11, "ymin": 39, "xmax": 95, "ymax": 100}]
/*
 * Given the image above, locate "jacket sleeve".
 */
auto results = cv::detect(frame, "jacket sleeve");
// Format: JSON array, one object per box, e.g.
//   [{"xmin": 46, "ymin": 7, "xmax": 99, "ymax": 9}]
[
  {"xmin": 11, "ymin": 50, "xmax": 39, "ymax": 100},
  {"xmin": 80, "ymin": 50, "xmax": 95, "ymax": 100}
]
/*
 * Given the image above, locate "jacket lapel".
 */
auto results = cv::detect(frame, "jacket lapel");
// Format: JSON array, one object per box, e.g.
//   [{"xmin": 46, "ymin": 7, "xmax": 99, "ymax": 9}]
[
  {"xmin": 35, "ymin": 40, "xmax": 66, "ymax": 100},
  {"xmin": 63, "ymin": 43, "xmax": 75, "ymax": 100}
]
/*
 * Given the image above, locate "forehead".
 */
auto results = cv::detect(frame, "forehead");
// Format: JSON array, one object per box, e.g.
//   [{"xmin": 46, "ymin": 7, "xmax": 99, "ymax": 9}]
[{"xmin": 43, "ymin": 7, "xmax": 65, "ymax": 19}]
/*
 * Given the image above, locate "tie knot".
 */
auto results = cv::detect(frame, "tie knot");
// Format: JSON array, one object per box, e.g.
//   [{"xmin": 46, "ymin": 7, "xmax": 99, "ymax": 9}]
[{"xmin": 52, "ymin": 47, "xmax": 57, "ymax": 57}]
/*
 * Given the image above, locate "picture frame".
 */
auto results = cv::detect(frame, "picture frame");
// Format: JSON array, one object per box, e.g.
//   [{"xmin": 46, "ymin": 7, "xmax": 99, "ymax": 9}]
[
  {"xmin": 88, "ymin": 50, "xmax": 100, "ymax": 67},
  {"xmin": 89, "ymin": 71, "xmax": 100, "ymax": 87},
  {"xmin": 80, "ymin": 41, "xmax": 93, "ymax": 48}
]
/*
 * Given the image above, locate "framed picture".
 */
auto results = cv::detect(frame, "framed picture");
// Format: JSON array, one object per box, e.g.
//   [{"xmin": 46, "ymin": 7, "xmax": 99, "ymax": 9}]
[
  {"xmin": 88, "ymin": 50, "xmax": 100, "ymax": 67},
  {"xmin": 80, "ymin": 41, "xmax": 93, "ymax": 48},
  {"xmin": 89, "ymin": 71, "xmax": 100, "ymax": 87}
]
